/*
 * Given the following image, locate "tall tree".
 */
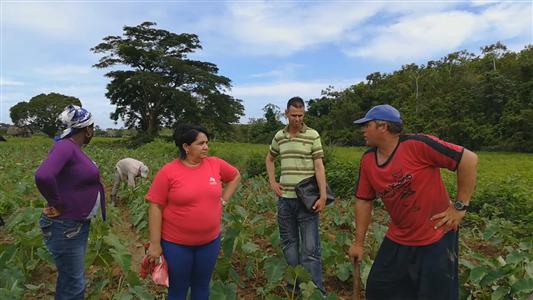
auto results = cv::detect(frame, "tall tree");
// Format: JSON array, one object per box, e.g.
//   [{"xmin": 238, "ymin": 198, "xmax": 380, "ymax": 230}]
[
  {"xmin": 10, "ymin": 93, "xmax": 81, "ymax": 137},
  {"xmin": 481, "ymin": 41, "xmax": 508, "ymax": 71},
  {"xmin": 247, "ymin": 104, "xmax": 284, "ymax": 144},
  {"xmin": 91, "ymin": 22, "xmax": 243, "ymax": 138}
]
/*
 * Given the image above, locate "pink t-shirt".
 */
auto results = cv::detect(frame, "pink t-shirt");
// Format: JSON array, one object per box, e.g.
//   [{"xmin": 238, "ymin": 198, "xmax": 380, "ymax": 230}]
[{"xmin": 146, "ymin": 157, "xmax": 238, "ymax": 246}]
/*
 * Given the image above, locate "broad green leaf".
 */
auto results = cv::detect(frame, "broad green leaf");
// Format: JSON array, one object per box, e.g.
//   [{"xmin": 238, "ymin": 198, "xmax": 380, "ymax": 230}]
[
  {"xmin": 525, "ymin": 261, "xmax": 533, "ymax": 278},
  {"xmin": 491, "ymin": 286, "xmax": 509, "ymax": 300},
  {"xmin": 335, "ymin": 262, "xmax": 352, "ymax": 282},
  {"xmin": 511, "ymin": 278, "xmax": 533, "ymax": 294},
  {"xmin": 210, "ymin": 280, "xmax": 237, "ymax": 300},
  {"xmin": 242, "ymin": 242, "xmax": 260, "ymax": 254},
  {"xmin": 460, "ymin": 258, "xmax": 476, "ymax": 270},
  {"xmin": 469, "ymin": 267, "xmax": 489, "ymax": 284},
  {"xmin": 112, "ymin": 292, "xmax": 134, "ymax": 300},
  {"xmin": 234, "ymin": 205, "xmax": 248, "ymax": 218},
  {"xmin": 129, "ymin": 286, "xmax": 154, "ymax": 300},
  {"xmin": 264, "ymin": 257, "xmax": 286, "ymax": 284},
  {"xmin": 299, "ymin": 281, "xmax": 319, "ymax": 299},
  {"xmin": 505, "ymin": 251, "xmax": 526, "ymax": 265},
  {"xmin": 480, "ymin": 269, "xmax": 507, "ymax": 287}
]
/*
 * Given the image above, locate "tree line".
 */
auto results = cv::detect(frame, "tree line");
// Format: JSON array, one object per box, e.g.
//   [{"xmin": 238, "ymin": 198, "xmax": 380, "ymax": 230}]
[
  {"xmin": 9, "ymin": 22, "xmax": 532, "ymax": 152},
  {"xmin": 302, "ymin": 42, "xmax": 533, "ymax": 152}
]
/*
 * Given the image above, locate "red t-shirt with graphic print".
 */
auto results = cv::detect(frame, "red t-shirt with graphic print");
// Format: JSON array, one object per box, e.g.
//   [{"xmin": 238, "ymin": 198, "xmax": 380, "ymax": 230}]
[
  {"xmin": 356, "ymin": 134, "xmax": 464, "ymax": 246},
  {"xmin": 146, "ymin": 157, "xmax": 238, "ymax": 246}
]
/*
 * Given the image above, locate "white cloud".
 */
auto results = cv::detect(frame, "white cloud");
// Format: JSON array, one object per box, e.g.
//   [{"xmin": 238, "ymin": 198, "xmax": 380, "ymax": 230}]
[
  {"xmin": 479, "ymin": 2, "xmax": 533, "ymax": 39},
  {"xmin": 383, "ymin": 1, "xmax": 460, "ymax": 15},
  {"xmin": 250, "ymin": 63, "xmax": 305, "ymax": 79},
  {"xmin": 34, "ymin": 65, "xmax": 94, "ymax": 77},
  {"xmin": 233, "ymin": 81, "xmax": 330, "ymax": 98},
  {"xmin": 347, "ymin": 11, "xmax": 478, "ymax": 61},
  {"xmin": 347, "ymin": 2, "xmax": 532, "ymax": 62},
  {"xmin": 231, "ymin": 78, "xmax": 362, "ymax": 122},
  {"xmin": 218, "ymin": 2, "xmax": 382, "ymax": 56},
  {"xmin": 469, "ymin": 0, "xmax": 497, "ymax": 7},
  {"xmin": 0, "ymin": 77, "xmax": 24, "ymax": 86},
  {"xmin": 2, "ymin": 2, "xmax": 123, "ymax": 42},
  {"xmin": 4, "ymin": 3, "xmax": 87, "ymax": 38}
]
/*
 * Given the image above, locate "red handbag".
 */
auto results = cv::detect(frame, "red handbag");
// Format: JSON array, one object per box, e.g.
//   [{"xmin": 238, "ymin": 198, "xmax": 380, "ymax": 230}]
[{"xmin": 140, "ymin": 244, "xmax": 169, "ymax": 287}]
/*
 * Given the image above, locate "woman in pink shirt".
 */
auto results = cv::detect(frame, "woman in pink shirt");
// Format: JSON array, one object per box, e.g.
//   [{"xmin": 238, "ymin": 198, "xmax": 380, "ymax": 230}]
[{"xmin": 145, "ymin": 124, "xmax": 240, "ymax": 300}]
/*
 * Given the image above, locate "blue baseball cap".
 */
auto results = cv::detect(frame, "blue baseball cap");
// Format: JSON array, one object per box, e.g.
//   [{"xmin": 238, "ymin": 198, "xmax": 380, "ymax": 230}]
[{"xmin": 354, "ymin": 104, "xmax": 402, "ymax": 125}]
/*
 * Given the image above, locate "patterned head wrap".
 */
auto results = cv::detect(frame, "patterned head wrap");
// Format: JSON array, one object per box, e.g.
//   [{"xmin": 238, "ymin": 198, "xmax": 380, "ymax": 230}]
[{"xmin": 57, "ymin": 105, "xmax": 94, "ymax": 139}]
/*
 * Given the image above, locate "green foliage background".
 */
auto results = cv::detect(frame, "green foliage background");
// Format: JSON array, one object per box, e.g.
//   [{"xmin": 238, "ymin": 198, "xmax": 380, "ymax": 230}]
[{"xmin": 303, "ymin": 44, "xmax": 533, "ymax": 152}]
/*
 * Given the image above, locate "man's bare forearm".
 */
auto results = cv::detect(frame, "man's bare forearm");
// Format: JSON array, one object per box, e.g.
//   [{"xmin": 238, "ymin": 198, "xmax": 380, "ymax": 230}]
[{"xmin": 354, "ymin": 199, "xmax": 373, "ymax": 245}]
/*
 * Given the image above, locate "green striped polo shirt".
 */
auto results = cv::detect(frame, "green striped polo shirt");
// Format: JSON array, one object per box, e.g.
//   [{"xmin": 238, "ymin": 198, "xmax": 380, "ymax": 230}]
[{"xmin": 269, "ymin": 124, "xmax": 324, "ymax": 198}]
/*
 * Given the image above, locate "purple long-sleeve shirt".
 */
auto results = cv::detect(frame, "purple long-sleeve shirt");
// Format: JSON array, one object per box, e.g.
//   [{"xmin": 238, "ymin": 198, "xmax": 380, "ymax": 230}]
[{"xmin": 35, "ymin": 138, "xmax": 106, "ymax": 220}]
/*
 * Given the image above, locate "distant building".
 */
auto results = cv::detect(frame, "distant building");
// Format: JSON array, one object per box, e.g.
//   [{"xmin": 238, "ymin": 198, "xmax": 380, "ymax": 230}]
[{"xmin": 6, "ymin": 126, "xmax": 32, "ymax": 137}]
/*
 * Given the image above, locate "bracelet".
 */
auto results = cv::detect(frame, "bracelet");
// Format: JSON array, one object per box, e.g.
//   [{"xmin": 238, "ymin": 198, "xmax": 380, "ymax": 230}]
[{"xmin": 221, "ymin": 197, "xmax": 228, "ymax": 206}]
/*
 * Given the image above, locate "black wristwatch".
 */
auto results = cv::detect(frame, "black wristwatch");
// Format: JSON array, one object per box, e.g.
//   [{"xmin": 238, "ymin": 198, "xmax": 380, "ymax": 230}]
[{"xmin": 453, "ymin": 200, "xmax": 469, "ymax": 211}]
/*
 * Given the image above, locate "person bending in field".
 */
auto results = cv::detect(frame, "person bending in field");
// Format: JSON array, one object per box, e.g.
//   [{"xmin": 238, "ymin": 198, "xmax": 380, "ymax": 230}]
[
  {"xmin": 110, "ymin": 158, "xmax": 149, "ymax": 205},
  {"xmin": 348, "ymin": 104, "xmax": 478, "ymax": 300}
]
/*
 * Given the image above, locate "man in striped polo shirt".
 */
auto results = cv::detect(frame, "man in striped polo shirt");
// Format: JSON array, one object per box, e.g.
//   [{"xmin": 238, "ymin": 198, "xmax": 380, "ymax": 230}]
[{"xmin": 265, "ymin": 96, "xmax": 327, "ymax": 295}]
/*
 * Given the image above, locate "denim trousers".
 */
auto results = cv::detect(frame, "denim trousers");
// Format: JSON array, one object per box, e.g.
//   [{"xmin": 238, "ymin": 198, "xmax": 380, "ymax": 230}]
[
  {"xmin": 277, "ymin": 197, "xmax": 325, "ymax": 294},
  {"xmin": 39, "ymin": 214, "xmax": 91, "ymax": 300}
]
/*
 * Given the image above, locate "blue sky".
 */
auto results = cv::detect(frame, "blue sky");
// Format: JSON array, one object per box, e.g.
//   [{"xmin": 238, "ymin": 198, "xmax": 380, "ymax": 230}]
[{"xmin": 1, "ymin": 0, "xmax": 532, "ymax": 129}]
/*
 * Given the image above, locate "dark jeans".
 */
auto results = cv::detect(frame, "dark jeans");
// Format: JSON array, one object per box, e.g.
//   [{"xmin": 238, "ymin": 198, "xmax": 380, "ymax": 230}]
[
  {"xmin": 277, "ymin": 197, "xmax": 325, "ymax": 294},
  {"xmin": 366, "ymin": 231, "xmax": 459, "ymax": 300},
  {"xmin": 161, "ymin": 235, "xmax": 221, "ymax": 300},
  {"xmin": 39, "ymin": 214, "xmax": 91, "ymax": 300}
]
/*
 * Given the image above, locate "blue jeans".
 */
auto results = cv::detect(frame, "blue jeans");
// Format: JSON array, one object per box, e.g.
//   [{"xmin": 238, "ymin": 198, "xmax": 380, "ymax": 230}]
[
  {"xmin": 39, "ymin": 214, "xmax": 91, "ymax": 300},
  {"xmin": 277, "ymin": 198, "xmax": 325, "ymax": 294},
  {"xmin": 161, "ymin": 235, "xmax": 221, "ymax": 300}
]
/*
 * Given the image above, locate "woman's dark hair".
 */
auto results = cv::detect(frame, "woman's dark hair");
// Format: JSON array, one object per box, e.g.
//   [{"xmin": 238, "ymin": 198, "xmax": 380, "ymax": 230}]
[{"xmin": 173, "ymin": 124, "xmax": 209, "ymax": 159}]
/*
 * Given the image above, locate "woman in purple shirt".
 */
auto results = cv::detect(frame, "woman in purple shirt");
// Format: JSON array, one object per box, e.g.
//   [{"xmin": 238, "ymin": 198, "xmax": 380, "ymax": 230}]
[{"xmin": 35, "ymin": 105, "xmax": 106, "ymax": 300}]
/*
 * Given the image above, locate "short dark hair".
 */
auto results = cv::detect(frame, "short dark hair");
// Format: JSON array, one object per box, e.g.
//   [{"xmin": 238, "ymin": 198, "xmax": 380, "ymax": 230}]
[
  {"xmin": 287, "ymin": 97, "xmax": 305, "ymax": 109},
  {"xmin": 173, "ymin": 124, "xmax": 209, "ymax": 159},
  {"xmin": 375, "ymin": 120, "xmax": 403, "ymax": 134}
]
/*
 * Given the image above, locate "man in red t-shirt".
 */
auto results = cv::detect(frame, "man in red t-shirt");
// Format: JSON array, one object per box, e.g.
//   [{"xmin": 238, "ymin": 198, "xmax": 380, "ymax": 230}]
[{"xmin": 348, "ymin": 104, "xmax": 478, "ymax": 300}]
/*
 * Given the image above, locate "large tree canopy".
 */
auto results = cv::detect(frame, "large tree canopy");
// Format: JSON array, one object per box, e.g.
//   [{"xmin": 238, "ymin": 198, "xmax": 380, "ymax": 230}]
[
  {"xmin": 91, "ymin": 21, "xmax": 244, "ymax": 138},
  {"xmin": 10, "ymin": 93, "xmax": 81, "ymax": 138}
]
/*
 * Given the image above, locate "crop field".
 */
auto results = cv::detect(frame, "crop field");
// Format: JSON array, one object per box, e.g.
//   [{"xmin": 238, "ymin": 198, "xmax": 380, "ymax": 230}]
[{"xmin": 0, "ymin": 137, "xmax": 532, "ymax": 299}]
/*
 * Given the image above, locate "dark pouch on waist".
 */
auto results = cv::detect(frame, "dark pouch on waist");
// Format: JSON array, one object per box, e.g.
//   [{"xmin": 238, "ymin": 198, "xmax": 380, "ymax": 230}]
[{"xmin": 294, "ymin": 175, "xmax": 335, "ymax": 213}]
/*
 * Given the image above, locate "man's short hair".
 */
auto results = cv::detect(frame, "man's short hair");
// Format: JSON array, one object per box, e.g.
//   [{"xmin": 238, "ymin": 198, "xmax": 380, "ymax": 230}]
[
  {"xmin": 375, "ymin": 120, "xmax": 403, "ymax": 134},
  {"xmin": 287, "ymin": 97, "xmax": 305, "ymax": 109}
]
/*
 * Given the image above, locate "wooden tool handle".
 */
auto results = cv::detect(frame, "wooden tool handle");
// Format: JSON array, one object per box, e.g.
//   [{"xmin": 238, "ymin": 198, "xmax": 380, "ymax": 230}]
[{"xmin": 353, "ymin": 258, "xmax": 362, "ymax": 300}]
